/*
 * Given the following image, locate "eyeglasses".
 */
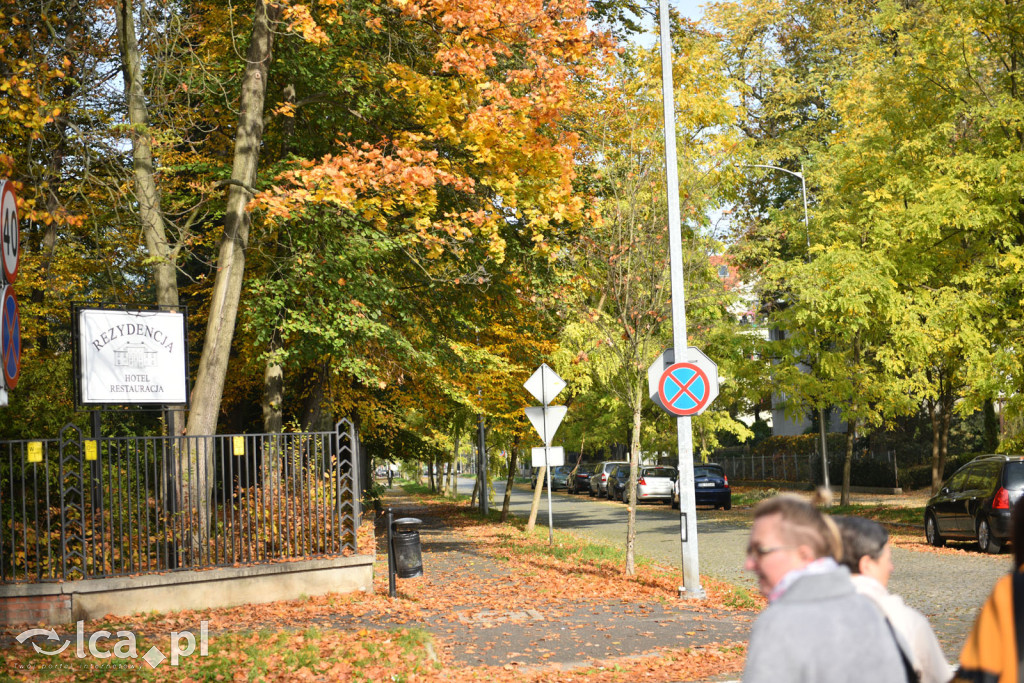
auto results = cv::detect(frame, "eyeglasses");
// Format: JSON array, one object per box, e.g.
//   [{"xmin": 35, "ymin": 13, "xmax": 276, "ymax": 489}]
[{"xmin": 746, "ymin": 543, "xmax": 797, "ymax": 559}]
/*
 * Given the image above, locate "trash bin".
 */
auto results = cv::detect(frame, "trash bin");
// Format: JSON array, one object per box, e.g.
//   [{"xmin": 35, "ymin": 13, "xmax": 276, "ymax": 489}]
[{"xmin": 391, "ymin": 517, "xmax": 423, "ymax": 579}]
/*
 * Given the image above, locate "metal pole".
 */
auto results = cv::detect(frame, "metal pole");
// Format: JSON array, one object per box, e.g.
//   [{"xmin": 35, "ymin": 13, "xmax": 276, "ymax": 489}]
[
  {"xmin": 542, "ymin": 366, "xmax": 554, "ymax": 546},
  {"xmin": 658, "ymin": 0, "xmax": 703, "ymax": 600},
  {"xmin": 743, "ymin": 162, "xmax": 830, "ymax": 496},
  {"xmin": 386, "ymin": 506, "xmax": 396, "ymax": 598},
  {"xmin": 477, "ymin": 414, "xmax": 488, "ymax": 515}
]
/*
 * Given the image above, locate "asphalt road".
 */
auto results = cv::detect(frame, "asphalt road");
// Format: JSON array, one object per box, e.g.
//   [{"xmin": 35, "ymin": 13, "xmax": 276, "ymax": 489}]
[{"xmin": 460, "ymin": 476, "xmax": 1011, "ymax": 659}]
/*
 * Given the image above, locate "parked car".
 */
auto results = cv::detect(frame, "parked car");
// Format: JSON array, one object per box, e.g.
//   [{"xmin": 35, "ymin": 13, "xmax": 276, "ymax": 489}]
[
  {"xmin": 566, "ymin": 464, "xmax": 591, "ymax": 494},
  {"xmin": 531, "ymin": 465, "xmax": 571, "ymax": 490},
  {"xmin": 636, "ymin": 465, "xmax": 677, "ymax": 504},
  {"xmin": 588, "ymin": 461, "xmax": 628, "ymax": 498},
  {"xmin": 673, "ymin": 464, "xmax": 731, "ymax": 510},
  {"xmin": 609, "ymin": 465, "xmax": 677, "ymax": 504},
  {"xmin": 607, "ymin": 464, "xmax": 631, "ymax": 501},
  {"xmin": 924, "ymin": 454, "xmax": 1024, "ymax": 553}
]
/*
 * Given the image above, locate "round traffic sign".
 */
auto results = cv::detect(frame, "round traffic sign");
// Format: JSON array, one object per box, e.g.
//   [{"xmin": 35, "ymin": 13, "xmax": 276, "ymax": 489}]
[
  {"xmin": 0, "ymin": 181, "xmax": 18, "ymax": 285},
  {"xmin": 1, "ymin": 286, "xmax": 19, "ymax": 389},
  {"xmin": 658, "ymin": 362, "xmax": 711, "ymax": 416}
]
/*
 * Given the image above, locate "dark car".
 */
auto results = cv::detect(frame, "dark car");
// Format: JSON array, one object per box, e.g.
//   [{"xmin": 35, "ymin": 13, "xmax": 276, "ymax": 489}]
[
  {"xmin": 924, "ymin": 454, "xmax": 1024, "ymax": 553},
  {"xmin": 531, "ymin": 465, "xmax": 570, "ymax": 490},
  {"xmin": 673, "ymin": 463, "xmax": 731, "ymax": 510},
  {"xmin": 588, "ymin": 461, "xmax": 628, "ymax": 497},
  {"xmin": 566, "ymin": 464, "xmax": 591, "ymax": 494},
  {"xmin": 607, "ymin": 464, "xmax": 631, "ymax": 501}
]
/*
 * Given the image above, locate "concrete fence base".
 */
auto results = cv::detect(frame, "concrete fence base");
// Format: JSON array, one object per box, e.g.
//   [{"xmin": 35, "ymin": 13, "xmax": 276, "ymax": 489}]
[{"xmin": 0, "ymin": 554, "xmax": 375, "ymax": 627}]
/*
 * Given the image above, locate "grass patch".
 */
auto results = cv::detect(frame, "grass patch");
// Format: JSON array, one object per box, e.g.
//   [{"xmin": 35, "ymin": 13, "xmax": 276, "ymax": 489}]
[
  {"xmin": 828, "ymin": 503, "xmax": 925, "ymax": 527},
  {"xmin": 731, "ymin": 488, "xmax": 780, "ymax": 507},
  {"xmin": 723, "ymin": 585, "xmax": 760, "ymax": 610}
]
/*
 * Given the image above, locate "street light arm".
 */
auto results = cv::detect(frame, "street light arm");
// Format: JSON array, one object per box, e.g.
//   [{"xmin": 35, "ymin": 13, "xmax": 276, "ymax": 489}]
[{"xmin": 742, "ymin": 163, "xmax": 803, "ymax": 180}]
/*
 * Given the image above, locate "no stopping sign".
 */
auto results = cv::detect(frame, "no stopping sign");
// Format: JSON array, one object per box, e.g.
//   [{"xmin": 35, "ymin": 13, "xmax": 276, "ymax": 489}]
[{"xmin": 1, "ymin": 286, "xmax": 19, "ymax": 389}]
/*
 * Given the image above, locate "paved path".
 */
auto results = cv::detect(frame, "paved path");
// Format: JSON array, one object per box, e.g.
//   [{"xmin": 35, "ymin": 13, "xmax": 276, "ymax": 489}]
[{"xmin": 466, "ymin": 477, "xmax": 1011, "ymax": 659}]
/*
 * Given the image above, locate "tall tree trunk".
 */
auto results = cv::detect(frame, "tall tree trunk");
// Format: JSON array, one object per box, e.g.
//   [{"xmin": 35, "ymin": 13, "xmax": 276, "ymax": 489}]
[
  {"xmin": 114, "ymin": 0, "xmax": 183, "ymax": 441},
  {"xmin": 625, "ymin": 395, "xmax": 641, "ymax": 576},
  {"xmin": 186, "ymin": 0, "xmax": 281, "ymax": 438},
  {"xmin": 181, "ymin": 0, "xmax": 281, "ymax": 548},
  {"xmin": 841, "ymin": 419, "xmax": 856, "ymax": 506},
  {"xmin": 262, "ymin": 325, "xmax": 284, "ymax": 434},
  {"xmin": 501, "ymin": 435, "xmax": 521, "ymax": 521},
  {"xmin": 928, "ymin": 399, "xmax": 942, "ymax": 494},
  {"xmin": 114, "ymin": 0, "xmax": 179, "ymax": 312}
]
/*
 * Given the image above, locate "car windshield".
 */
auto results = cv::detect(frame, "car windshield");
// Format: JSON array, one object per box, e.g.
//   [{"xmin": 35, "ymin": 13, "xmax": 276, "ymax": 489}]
[
  {"xmin": 1003, "ymin": 461, "xmax": 1024, "ymax": 488},
  {"xmin": 643, "ymin": 467, "xmax": 675, "ymax": 478},
  {"xmin": 694, "ymin": 466, "xmax": 724, "ymax": 478}
]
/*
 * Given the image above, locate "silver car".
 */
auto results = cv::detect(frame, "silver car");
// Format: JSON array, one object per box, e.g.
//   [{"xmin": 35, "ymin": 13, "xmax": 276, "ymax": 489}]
[
  {"xmin": 588, "ymin": 461, "xmax": 628, "ymax": 497},
  {"xmin": 635, "ymin": 465, "xmax": 676, "ymax": 504}
]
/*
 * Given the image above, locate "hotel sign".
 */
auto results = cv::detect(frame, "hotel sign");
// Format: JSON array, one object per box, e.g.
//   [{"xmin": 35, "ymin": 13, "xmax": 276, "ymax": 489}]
[{"xmin": 77, "ymin": 308, "xmax": 189, "ymax": 405}]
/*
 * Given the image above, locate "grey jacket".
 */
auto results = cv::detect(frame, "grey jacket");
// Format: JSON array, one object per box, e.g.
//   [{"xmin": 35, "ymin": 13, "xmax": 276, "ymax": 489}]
[{"xmin": 743, "ymin": 566, "xmax": 909, "ymax": 683}]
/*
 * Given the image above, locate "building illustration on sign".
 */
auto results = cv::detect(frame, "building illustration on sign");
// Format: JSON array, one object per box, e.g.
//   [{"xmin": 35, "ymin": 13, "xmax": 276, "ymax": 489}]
[{"xmin": 114, "ymin": 342, "xmax": 158, "ymax": 369}]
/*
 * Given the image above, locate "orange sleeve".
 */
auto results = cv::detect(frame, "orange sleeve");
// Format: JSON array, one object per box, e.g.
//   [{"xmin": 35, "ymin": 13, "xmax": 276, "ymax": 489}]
[{"xmin": 955, "ymin": 574, "xmax": 1017, "ymax": 683}]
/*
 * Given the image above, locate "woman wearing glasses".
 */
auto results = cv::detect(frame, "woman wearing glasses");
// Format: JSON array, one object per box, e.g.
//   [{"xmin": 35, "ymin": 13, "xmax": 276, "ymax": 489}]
[{"xmin": 741, "ymin": 495, "xmax": 909, "ymax": 683}]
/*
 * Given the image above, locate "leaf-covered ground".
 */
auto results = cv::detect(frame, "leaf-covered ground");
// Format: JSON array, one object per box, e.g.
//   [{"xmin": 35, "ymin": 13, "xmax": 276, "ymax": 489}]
[{"xmin": 0, "ymin": 495, "xmax": 753, "ymax": 682}]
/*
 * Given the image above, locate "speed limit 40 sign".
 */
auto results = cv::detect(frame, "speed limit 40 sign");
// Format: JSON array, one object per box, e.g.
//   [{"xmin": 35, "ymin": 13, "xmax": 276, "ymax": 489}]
[{"xmin": 1, "ymin": 181, "xmax": 17, "ymax": 285}]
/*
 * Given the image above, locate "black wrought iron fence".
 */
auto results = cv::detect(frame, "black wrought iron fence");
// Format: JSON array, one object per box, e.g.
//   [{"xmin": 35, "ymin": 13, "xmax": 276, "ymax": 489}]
[
  {"xmin": 0, "ymin": 420, "xmax": 360, "ymax": 583},
  {"xmin": 718, "ymin": 452, "xmax": 820, "ymax": 483}
]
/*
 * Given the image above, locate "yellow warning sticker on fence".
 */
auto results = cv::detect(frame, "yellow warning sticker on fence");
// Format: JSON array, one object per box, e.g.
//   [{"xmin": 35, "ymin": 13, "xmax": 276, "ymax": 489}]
[
  {"xmin": 84, "ymin": 440, "xmax": 97, "ymax": 461},
  {"xmin": 27, "ymin": 442, "xmax": 42, "ymax": 463},
  {"xmin": 233, "ymin": 436, "xmax": 245, "ymax": 456}
]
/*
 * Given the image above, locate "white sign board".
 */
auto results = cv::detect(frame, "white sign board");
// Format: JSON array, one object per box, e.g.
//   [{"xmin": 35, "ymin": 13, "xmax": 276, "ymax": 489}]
[
  {"xmin": 531, "ymin": 447, "xmax": 565, "ymax": 468},
  {"xmin": 524, "ymin": 405, "xmax": 567, "ymax": 446},
  {"xmin": 523, "ymin": 363, "xmax": 565, "ymax": 405},
  {"xmin": 78, "ymin": 309, "xmax": 189, "ymax": 405}
]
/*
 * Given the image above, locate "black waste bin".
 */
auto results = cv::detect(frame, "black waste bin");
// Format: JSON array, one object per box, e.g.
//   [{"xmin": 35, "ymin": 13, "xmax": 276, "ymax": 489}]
[{"xmin": 392, "ymin": 517, "xmax": 423, "ymax": 578}]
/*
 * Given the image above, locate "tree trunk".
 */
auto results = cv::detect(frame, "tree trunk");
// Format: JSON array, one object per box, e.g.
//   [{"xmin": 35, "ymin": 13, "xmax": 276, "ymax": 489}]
[
  {"xmin": 841, "ymin": 419, "xmax": 856, "ymax": 506},
  {"xmin": 983, "ymin": 399, "xmax": 999, "ymax": 452},
  {"xmin": 114, "ymin": 0, "xmax": 183, "ymax": 441},
  {"xmin": 625, "ymin": 396, "xmax": 642, "ymax": 576},
  {"xmin": 114, "ymin": 0, "xmax": 179, "ymax": 312},
  {"xmin": 526, "ymin": 466, "xmax": 546, "ymax": 533},
  {"xmin": 928, "ymin": 399, "xmax": 942, "ymax": 494},
  {"xmin": 501, "ymin": 435, "xmax": 520, "ymax": 521},
  {"xmin": 186, "ymin": 0, "xmax": 281, "ymax": 439},
  {"xmin": 262, "ymin": 326, "xmax": 284, "ymax": 434}
]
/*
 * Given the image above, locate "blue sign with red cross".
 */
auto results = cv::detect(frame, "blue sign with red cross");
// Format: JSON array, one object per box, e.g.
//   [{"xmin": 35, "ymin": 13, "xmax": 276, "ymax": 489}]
[
  {"xmin": 1, "ymin": 286, "xmax": 19, "ymax": 390},
  {"xmin": 658, "ymin": 362, "xmax": 711, "ymax": 416}
]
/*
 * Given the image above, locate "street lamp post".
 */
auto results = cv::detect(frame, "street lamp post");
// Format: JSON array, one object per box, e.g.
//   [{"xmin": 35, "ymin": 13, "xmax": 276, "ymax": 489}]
[{"xmin": 741, "ymin": 163, "xmax": 830, "ymax": 495}]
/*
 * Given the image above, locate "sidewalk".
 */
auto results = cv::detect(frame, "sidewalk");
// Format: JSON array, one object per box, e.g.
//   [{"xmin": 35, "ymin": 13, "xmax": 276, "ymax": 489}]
[{"xmin": 372, "ymin": 488, "xmax": 752, "ymax": 682}]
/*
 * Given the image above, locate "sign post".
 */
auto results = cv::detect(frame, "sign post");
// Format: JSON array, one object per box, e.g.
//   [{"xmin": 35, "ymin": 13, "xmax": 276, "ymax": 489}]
[
  {"xmin": 0, "ymin": 180, "xmax": 19, "ymax": 408},
  {"xmin": 524, "ymin": 363, "xmax": 567, "ymax": 545},
  {"xmin": 657, "ymin": 0, "xmax": 709, "ymax": 599}
]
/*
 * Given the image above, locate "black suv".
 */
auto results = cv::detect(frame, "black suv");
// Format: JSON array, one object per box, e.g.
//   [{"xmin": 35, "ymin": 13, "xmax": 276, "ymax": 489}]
[{"xmin": 924, "ymin": 454, "xmax": 1024, "ymax": 553}]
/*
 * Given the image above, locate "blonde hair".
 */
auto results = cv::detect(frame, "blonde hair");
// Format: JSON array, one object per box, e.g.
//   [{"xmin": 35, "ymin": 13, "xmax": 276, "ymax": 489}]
[{"xmin": 754, "ymin": 495, "xmax": 843, "ymax": 561}]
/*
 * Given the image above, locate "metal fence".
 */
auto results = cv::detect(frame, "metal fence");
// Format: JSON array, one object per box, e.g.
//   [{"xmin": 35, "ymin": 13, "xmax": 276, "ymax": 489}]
[
  {"xmin": 717, "ymin": 452, "xmax": 821, "ymax": 483},
  {"xmin": 0, "ymin": 420, "xmax": 361, "ymax": 583}
]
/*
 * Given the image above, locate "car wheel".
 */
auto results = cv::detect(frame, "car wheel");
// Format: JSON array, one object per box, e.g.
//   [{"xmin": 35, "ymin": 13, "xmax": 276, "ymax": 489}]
[
  {"xmin": 671, "ymin": 494, "xmax": 679, "ymax": 510},
  {"xmin": 723, "ymin": 500, "xmax": 732, "ymax": 511},
  {"xmin": 978, "ymin": 518, "xmax": 1004, "ymax": 554},
  {"xmin": 924, "ymin": 512, "xmax": 944, "ymax": 547}
]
